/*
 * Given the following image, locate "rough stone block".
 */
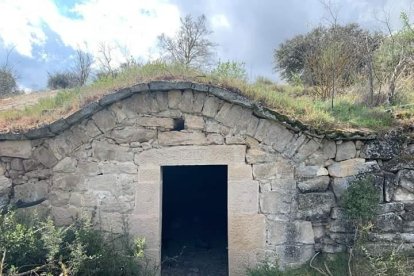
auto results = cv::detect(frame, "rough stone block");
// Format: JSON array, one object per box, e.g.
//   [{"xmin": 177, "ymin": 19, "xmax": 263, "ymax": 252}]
[
  {"xmin": 202, "ymin": 96, "xmax": 222, "ymax": 118},
  {"xmin": 269, "ymin": 178, "xmax": 297, "ymax": 191},
  {"xmin": 33, "ymin": 146, "xmax": 58, "ymax": 168},
  {"xmin": 155, "ymin": 91, "xmax": 169, "ymax": 111},
  {"xmin": 192, "ymin": 91, "xmax": 206, "ymax": 113},
  {"xmin": 246, "ymin": 148, "xmax": 279, "ymax": 164},
  {"xmin": 158, "ymin": 131, "xmax": 207, "ymax": 146},
  {"xmin": 293, "ymin": 139, "xmax": 321, "ymax": 162},
  {"xmin": 204, "ymin": 120, "xmax": 230, "ymax": 135},
  {"xmin": 53, "ymin": 157, "xmax": 77, "ymax": 173},
  {"xmin": 297, "ymin": 192, "xmax": 335, "ymax": 221},
  {"xmin": 336, "ymin": 141, "xmax": 356, "ymax": 161},
  {"xmin": 328, "ymin": 159, "xmax": 379, "ymax": 178},
  {"xmin": 262, "ymin": 122, "xmax": 294, "ymax": 152},
  {"xmin": 297, "ymin": 176, "xmax": 330, "ymax": 192},
  {"xmin": 177, "ymin": 90, "xmax": 194, "ymax": 113},
  {"xmin": 393, "ymin": 187, "xmax": 414, "ymax": 202},
  {"xmin": 92, "ymin": 140, "xmax": 134, "ymax": 162},
  {"xmin": 0, "ymin": 140, "xmax": 32, "ymax": 158},
  {"xmin": 206, "ymin": 133, "xmax": 224, "ymax": 144},
  {"xmin": 167, "ymin": 90, "xmax": 182, "ymax": 109},
  {"xmin": 376, "ymin": 213, "xmax": 403, "ymax": 232},
  {"xmin": 184, "ymin": 114, "xmax": 204, "ymax": 130},
  {"xmin": 92, "ymin": 109, "xmax": 117, "ymax": 133},
  {"xmin": 99, "ymin": 161, "xmax": 137, "ymax": 175},
  {"xmin": 295, "ymin": 165, "xmax": 328, "ymax": 178},
  {"xmin": 360, "ymin": 139, "xmax": 400, "ymax": 160},
  {"xmin": 136, "ymin": 116, "xmax": 174, "ymax": 129},
  {"xmin": 260, "ymin": 191, "xmax": 293, "ymax": 214},
  {"xmin": 268, "ymin": 220, "xmax": 315, "ymax": 245},
  {"xmin": 398, "ymin": 170, "xmax": 414, "ymax": 193},
  {"xmin": 108, "ymin": 126, "xmax": 156, "ymax": 143},
  {"xmin": 253, "ymin": 161, "xmax": 294, "ymax": 180},
  {"xmin": 51, "ymin": 206, "xmax": 78, "ymax": 226},
  {"xmin": 322, "ymin": 139, "xmax": 336, "ymax": 159}
]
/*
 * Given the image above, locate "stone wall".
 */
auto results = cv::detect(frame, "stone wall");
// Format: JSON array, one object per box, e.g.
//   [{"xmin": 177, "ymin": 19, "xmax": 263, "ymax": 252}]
[{"xmin": 0, "ymin": 81, "xmax": 413, "ymax": 274}]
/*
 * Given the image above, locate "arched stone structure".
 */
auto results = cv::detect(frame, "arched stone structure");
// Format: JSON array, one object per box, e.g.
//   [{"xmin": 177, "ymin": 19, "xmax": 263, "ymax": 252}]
[{"xmin": 0, "ymin": 81, "xmax": 413, "ymax": 275}]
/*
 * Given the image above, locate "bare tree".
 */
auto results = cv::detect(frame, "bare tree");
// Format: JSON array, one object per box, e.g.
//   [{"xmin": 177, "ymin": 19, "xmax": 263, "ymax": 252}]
[
  {"xmin": 374, "ymin": 11, "xmax": 414, "ymax": 104},
  {"xmin": 96, "ymin": 42, "xmax": 116, "ymax": 78},
  {"xmin": 73, "ymin": 47, "xmax": 93, "ymax": 86},
  {"xmin": 158, "ymin": 14, "xmax": 216, "ymax": 68}
]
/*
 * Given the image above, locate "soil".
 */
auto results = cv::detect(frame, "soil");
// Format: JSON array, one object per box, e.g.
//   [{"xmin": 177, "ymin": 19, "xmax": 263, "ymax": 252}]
[{"xmin": 161, "ymin": 245, "xmax": 228, "ymax": 276}]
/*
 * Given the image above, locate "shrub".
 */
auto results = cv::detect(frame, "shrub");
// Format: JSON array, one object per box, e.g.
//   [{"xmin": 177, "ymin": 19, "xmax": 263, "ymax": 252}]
[
  {"xmin": 47, "ymin": 72, "xmax": 78, "ymax": 89},
  {"xmin": 0, "ymin": 210, "xmax": 148, "ymax": 275},
  {"xmin": 0, "ymin": 68, "xmax": 17, "ymax": 97},
  {"xmin": 211, "ymin": 60, "xmax": 247, "ymax": 81},
  {"xmin": 342, "ymin": 176, "xmax": 379, "ymax": 223}
]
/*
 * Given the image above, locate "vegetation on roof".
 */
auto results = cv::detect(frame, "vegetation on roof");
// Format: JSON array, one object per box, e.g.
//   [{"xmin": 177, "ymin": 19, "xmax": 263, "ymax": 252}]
[{"xmin": 0, "ymin": 61, "xmax": 411, "ymax": 134}]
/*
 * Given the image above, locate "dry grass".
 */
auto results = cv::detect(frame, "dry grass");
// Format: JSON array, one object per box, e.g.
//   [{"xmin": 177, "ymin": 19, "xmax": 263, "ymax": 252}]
[{"xmin": 0, "ymin": 61, "xmax": 411, "ymax": 133}]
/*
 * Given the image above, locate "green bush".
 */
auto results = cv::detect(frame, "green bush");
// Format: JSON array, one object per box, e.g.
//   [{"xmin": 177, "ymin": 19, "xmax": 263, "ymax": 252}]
[
  {"xmin": 343, "ymin": 176, "xmax": 379, "ymax": 223},
  {"xmin": 0, "ymin": 210, "xmax": 148, "ymax": 275}
]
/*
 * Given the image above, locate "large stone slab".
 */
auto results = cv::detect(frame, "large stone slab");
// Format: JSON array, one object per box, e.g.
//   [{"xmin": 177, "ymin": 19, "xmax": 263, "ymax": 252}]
[
  {"xmin": 228, "ymin": 180, "xmax": 259, "ymax": 214},
  {"xmin": 134, "ymin": 145, "xmax": 246, "ymax": 165},
  {"xmin": 0, "ymin": 140, "xmax": 32, "ymax": 158}
]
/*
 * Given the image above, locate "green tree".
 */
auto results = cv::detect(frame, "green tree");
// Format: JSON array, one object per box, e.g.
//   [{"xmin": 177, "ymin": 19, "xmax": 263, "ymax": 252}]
[
  {"xmin": 158, "ymin": 14, "xmax": 216, "ymax": 68},
  {"xmin": 274, "ymin": 24, "xmax": 381, "ymax": 100}
]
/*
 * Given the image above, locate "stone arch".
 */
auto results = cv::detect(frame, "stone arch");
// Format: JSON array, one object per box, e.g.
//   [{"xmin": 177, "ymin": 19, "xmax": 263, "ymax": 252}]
[{"xmin": 2, "ymin": 81, "xmax": 409, "ymax": 275}]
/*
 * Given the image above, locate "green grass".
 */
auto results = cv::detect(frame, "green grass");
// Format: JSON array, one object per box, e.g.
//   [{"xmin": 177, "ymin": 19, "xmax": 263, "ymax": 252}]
[{"xmin": 0, "ymin": 61, "xmax": 411, "ymax": 133}]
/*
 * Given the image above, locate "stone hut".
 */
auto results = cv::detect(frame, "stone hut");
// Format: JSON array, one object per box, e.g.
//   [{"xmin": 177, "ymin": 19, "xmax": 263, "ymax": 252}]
[{"xmin": 0, "ymin": 81, "xmax": 413, "ymax": 275}]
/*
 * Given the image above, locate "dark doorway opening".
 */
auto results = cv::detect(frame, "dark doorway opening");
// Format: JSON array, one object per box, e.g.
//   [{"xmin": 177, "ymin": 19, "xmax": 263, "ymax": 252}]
[{"xmin": 161, "ymin": 165, "xmax": 228, "ymax": 276}]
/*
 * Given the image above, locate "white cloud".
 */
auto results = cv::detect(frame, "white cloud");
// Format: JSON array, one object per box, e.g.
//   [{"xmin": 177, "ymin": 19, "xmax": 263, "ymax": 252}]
[
  {"xmin": 0, "ymin": 0, "xmax": 181, "ymax": 64},
  {"xmin": 211, "ymin": 14, "xmax": 231, "ymax": 29}
]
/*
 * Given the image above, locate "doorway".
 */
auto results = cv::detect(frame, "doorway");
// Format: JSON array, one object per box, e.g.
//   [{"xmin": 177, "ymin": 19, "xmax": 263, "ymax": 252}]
[{"xmin": 161, "ymin": 165, "xmax": 228, "ymax": 275}]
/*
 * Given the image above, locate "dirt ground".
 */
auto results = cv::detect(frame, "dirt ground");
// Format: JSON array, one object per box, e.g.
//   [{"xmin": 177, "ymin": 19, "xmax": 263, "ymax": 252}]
[
  {"xmin": 161, "ymin": 245, "xmax": 228, "ymax": 276},
  {"xmin": 0, "ymin": 90, "xmax": 56, "ymax": 112}
]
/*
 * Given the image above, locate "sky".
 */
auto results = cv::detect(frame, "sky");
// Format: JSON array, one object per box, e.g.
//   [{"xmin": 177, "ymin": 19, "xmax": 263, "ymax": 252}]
[{"xmin": 0, "ymin": 0, "xmax": 413, "ymax": 91}]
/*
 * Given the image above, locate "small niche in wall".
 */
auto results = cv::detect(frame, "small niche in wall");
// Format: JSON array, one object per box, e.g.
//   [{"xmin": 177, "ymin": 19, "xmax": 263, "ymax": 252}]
[{"xmin": 173, "ymin": 118, "xmax": 185, "ymax": 131}]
